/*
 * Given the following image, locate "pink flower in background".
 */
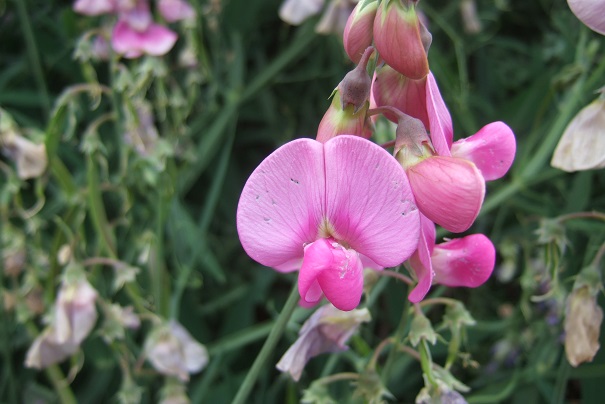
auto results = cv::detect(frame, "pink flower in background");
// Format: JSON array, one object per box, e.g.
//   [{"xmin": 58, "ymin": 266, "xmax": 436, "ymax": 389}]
[
  {"xmin": 73, "ymin": 0, "xmax": 116, "ymax": 15},
  {"xmin": 237, "ymin": 135, "xmax": 420, "ymax": 311},
  {"xmin": 73, "ymin": 0, "xmax": 179, "ymax": 58},
  {"xmin": 112, "ymin": 19, "xmax": 177, "ymax": 58},
  {"xmin": 158, "ymin": 0, "xmax": 196, "ymax": 22},
  {"xmin": 276, "ymin": 304, "xmax": 370, "ymax": 380}
]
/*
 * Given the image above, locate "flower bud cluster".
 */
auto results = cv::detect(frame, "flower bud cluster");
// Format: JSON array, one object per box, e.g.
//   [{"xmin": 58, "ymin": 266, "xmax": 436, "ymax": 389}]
[{"xmin": 73, "ymin": 0, "xmax": 195, "ymax": 59}]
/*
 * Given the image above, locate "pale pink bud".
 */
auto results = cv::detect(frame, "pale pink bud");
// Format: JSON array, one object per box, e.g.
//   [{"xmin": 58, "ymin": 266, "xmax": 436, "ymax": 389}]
[
  {"xmin": 373, "ymin": 0, "xmax": 430, "ymax": 80},
  {"xmin": 451, "ymin": 121, "xmax": 516, "ymax": 181},
  {"xmin": 343, "ymin": 0, "xmax": 378, "ymax": 63},
  {"xmin": 432, "ymin": 234, "xmax": 495, "ymax": 287},
  {"xmin": 145, "ymin": 320, "xmax": 208, "ymax": 381},
  {"xmin": 551, "ymin": 97, "xmax": 605, "ymax": 172},
  {"xmin": 567, "ymin": 0, "xmax": 605, "ymax": 35},
  {"xmin": 24, "ymin": 278, "xmax": 98, "ymax": 369},
  {"xmin": 460, "ymin": 0, "xmax": 482, "ymax": 34},
  {"xmin": 73, "ymin": 0, "xmax": 116, "ymax": 15},
  {"xmin": 276, "ymin": 304, "xmax": 370, "ymax": 381},
  {"xmin": 25, "ymin": 330, "xmax": 79, "ymax": 369},
  {"xmin": 406, "ymin": 156, "xmax": 485, "ymax": 233},
  {"xmin": 52, "ymin": 278, "xmax": 98, "ymax": 345},
  {"xmin": 372, "ymin": 64, "xmax": 429, "ymax": 127},
  {"xmin": 158, "ymin": 0, "xmax": 196, "ymax": 23}
]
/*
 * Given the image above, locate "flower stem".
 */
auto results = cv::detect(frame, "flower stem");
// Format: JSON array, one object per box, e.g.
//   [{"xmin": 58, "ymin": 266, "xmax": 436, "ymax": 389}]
[
  {"xmin": 381, "ymin": 283, "xmax": 412, "ymax": 382},
  {"xmin": 14, "ymin": 0, "xmax": 51, "ymax": 115},
  {"xmin": 231, "ymin": 283, "xmax": 300, "ymax": 404}
]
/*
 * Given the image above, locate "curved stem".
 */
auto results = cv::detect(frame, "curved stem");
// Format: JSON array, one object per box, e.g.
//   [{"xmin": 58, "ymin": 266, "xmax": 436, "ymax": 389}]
[
  {"xmin": 312, "ymin": 372, "xmax": 360, "ymax": 386},
  {"xmin": 557, "ymin": 211, "xmax": 605, "ymax": 223},
  {"xmin": 376, "ymin": 269, "xmax": 414, "ymax": 286},
  {"xmin": 232, "ymin": 283, "xmax": 300, "ymax": 404}
]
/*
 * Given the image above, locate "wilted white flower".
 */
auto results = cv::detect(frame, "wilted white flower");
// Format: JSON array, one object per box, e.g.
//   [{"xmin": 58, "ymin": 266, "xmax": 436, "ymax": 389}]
[
  {"xmin": 279, "ymin": 0, "xmax": 358, "ymax": 35},
  {"xmin": 551, "ymin": 97, "xmax": 605, "ymax": 172},
  {"xmin": 1, "ymin": 131, "xmax": 47, "ymax": 180},
  {"xmin": 565, "ymin": 284, "xmax": 603, "ymax": 367},
  {"xmin": 145, "ymin": 320, "xmax": 208, "ymax": 381},
  {"xmin": 276, "ymin": 304, "xmax": 371, "ymax": 381},
  {"xmin": 25, "ymin": 278, "xmax": 98, "ymax": 369}
]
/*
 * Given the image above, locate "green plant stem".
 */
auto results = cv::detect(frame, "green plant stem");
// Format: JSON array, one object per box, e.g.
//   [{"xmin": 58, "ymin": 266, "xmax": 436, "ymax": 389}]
[
  {"xmin": 382, "ymin": 283, "xmax": 411, "ymax": 382},
  {"xmin": 14, "ymin": 0, "xmax": 51, "ymax": 115},
  {"xmin": 232, "ymin": 284, "xmax": 300, "ymax": 404}
]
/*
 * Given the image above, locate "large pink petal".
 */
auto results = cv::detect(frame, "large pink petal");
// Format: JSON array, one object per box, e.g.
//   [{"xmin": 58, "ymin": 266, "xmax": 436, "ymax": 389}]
[
  {"xmin": 452, "ymin": 122, "xmax": 516, "ymax": 181},
  {"xmin": 237, "ymin": 139, "xmax": 325, "ymax": 272},
  {"xmin": 323, "ymin": 136, "xmax": 420, "ymax": 267},
  {"xmin": 112, "ymin": 20, "xmax": 144, "ymax": 57},
  {"xmin": 432, "ymin": 234, "xmax": 495, "ymax": 287},
  {"xmin": 426, "ymin": 72, "xmax": 453, "ymax": 157},
  {"xmin": 298, "ymin": 239, "xmax": 364, "ymax": 311},
  {"xmin": 407, "ymin": 156, "xmax": 485, "ymax": 233},
  {"xmin": 408, "ymin": 214, "xmax": 436, "ymax": 302}
]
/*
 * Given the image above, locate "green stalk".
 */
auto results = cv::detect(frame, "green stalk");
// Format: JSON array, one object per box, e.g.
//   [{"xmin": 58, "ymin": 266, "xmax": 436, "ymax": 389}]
[
  {"xmin": 381, "ymin": 282, "xmax": 411, "ymax": 382},
  {"xmin": 232, "ymin": 284, "xmax": 299, "ymax": 404},
  {"xmin": 14, "ymin": 0, "xmax": 51, "ymax": 115}
]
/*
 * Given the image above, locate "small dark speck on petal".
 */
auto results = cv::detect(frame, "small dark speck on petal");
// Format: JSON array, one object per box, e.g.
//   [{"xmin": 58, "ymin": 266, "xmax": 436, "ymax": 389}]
[{"xmin": 290, "ymin": 178, "xmax": 300, "ymax": 184}]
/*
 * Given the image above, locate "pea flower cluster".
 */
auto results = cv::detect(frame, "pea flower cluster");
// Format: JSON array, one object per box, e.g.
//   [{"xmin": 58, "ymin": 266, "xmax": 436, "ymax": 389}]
[
  {"xmin": 237, "ymin": 0, "xmax": 516, "ymax": 311},
  {"xmin": 73, "ymin": 0, "xmax": 195, "ymax": 58}
]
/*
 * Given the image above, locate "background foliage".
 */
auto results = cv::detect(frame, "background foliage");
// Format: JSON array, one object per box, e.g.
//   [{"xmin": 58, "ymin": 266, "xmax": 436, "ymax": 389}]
[{"xmin": 1, "ymin": 0, "xmax": 604, "ymax": 402}]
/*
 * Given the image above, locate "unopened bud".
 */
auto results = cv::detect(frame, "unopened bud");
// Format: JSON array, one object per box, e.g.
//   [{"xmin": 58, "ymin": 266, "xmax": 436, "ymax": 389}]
[
  {"xmin": 373, "ymin": 0, "xmax": 430, "ymax": 79},
  {"xmin": 343, "ymin": 0, "xmax": 378, "ymax": 63},
  {"xmin": 338, "ymin": 47, "xmax": 374, "ymax": 112}
]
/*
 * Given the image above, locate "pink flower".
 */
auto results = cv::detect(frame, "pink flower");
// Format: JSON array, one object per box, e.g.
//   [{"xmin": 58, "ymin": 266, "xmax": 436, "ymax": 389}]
[
  {"xmin": 408, "ymin": 216, "xmax": 496, "ymax": 302},
  {"xmin": 158, "ymin": 0, "xmax": 196, "ymax": 23},
  {"xmin": 73, "ymin": 0, "xmax": 116, "ymax": 15},
  {"xmin": 237, "ymin": 135, "xmax": 420, "ymax": 311},
  {"xmin": 276, "ymin": 304, "xmax": 371, "ymax": 381},
  {"xmin": 451, "ymin": 121, "xmax": 516, "ymax": 181},
  {"xmin": 373, "ymin": 0, "xmax": 430, "ymax": 80},
  {"xmin": 112, "ymin": 19, "xmax": 177, "ymax": 58}
]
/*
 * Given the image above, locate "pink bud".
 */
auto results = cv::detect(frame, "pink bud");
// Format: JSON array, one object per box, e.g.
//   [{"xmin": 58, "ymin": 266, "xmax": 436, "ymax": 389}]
[
  {"xmin": 451, "ymin": 121, "xmax": 516, "ymax": 181},
  {"xmin": 406, "ymin": 156, "xmax": 485, "ymax": 233},
  {"xmin": 431, "ymin": 234, "xmax": 495, "ymax": 287},
  {"xmin": 372, "ymin": 64, "xmax": 429, "ymax": 127},
  {"xmin": 316, "ymin": 89, "xmax": 371, "ymax": 143},
  {"xmin": 145, "ymin": 320, "xmax": 208, "ymax": 381},
  {"xmin": 343, "ymin": 0, "xmax": 378, "ymax": 63},
  {"xmin": 373, "ymin": 0, "xmax": 430, "ymax": 80}
]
